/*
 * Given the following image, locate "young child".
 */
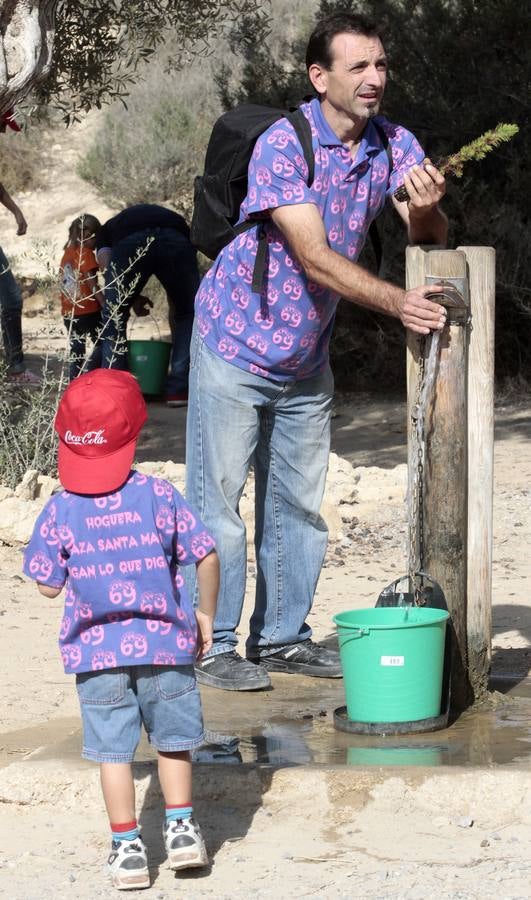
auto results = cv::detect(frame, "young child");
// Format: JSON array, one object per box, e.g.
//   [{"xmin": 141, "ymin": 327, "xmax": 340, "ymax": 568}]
[
  {"xmin": 60, "ymin": 214, "xmax": 104, "ymax": 379},
  {"xmin": 23, "ymin": 369, "xmax": 219, "ymax": 891}
]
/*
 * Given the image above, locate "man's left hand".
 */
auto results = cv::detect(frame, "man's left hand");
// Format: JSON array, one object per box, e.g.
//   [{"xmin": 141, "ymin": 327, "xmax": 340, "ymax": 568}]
[{"xmin": 402, "ymin": 158, "xmax": 446, "ymax": 214}]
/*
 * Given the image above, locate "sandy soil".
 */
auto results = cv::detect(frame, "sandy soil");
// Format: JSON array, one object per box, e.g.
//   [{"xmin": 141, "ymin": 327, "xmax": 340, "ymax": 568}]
[{"xmin": 1, "ymin": 115, "xmax": 531, "ymax": 898}]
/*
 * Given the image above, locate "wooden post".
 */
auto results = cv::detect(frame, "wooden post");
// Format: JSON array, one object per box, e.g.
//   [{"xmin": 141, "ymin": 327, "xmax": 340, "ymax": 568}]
[
  {"xmin": 459, "ymin": 246, "xmax": 495, "ymax": 699},
  {"xmin": 406, "ymin": 247, "xmax": 472, "ymax": 711}
]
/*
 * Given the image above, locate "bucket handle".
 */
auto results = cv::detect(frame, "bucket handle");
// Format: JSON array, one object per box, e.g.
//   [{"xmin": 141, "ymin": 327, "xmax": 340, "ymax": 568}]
[
  {"xmin": 336, "ymin": 625, "xmax": 370, "ymax": 644},
  {"xmin": 128, "ymin": 310, "xmax": 164, "ymax": 342}
]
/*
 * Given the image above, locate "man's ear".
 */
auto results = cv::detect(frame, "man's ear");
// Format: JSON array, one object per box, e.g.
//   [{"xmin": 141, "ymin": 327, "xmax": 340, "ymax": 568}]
[{"xmin": 308, "ymin": 63, "xmax": 328, "ymax": 98}]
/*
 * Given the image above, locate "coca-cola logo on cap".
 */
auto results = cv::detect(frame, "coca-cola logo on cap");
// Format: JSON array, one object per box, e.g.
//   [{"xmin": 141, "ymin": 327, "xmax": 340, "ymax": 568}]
[{"xmin": 64, "ymin": 429, "xmax": 107, "ymax": 446}]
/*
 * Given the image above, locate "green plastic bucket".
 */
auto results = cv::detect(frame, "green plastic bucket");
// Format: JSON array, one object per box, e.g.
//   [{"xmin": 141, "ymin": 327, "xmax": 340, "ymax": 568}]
[
  {"xmin": 127, "ymin": 339, "xmax": 171, "ymax": 395},
  {"xmin": 332, "ymin": 607, "xmax": 449, "ymax": 724}
]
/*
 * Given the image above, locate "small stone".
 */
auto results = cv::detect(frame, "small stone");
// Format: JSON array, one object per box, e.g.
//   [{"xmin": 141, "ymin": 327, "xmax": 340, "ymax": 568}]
[
  {"xmin": 490, "ymin": 832, "xmax": 502, "ymax": 841},
  {"xmin": 282, "ymin": 852, "xmax": 293, "ymax": 860},
  {"xmin": 68, "ymin": 873, "xmax": 76, "ymax": 882},
  {"xmin": 453, "ymin": 816, "xmax": 474, "ymax": 828},
  {"xmin": 480, "ymin": 839, "xmax": 489, "ymax": 848}
]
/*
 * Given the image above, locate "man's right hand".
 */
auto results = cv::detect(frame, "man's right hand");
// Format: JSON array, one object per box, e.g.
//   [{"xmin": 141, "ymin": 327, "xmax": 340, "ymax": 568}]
[
  {"xmin": 132, "ymin": 294, "xmax": 154, "ymax": 317},
  {"xmin": 396, "ymin": 284, "xmax": 447, "ymax": 335}
]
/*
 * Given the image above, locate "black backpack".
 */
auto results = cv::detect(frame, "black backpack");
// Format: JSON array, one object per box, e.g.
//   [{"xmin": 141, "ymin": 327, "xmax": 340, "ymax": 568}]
[{"xmin": 190, "ymin": 103, "xmax": 392, "ymax": 291}]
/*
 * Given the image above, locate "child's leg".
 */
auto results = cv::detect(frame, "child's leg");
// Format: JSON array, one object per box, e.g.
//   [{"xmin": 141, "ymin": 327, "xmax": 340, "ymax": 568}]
[
  {"xmin": 100, "ymin": 762, "xmax": 136, "ymax": 824},
  {"xmin": 65, "ymin": 316, "xmax": 85, "ymax": 380},
  {"xmin": 158, "ymin": 750, "xmax": 208, "ymax": 869},
  {"xmin": 75, "ymin": 668, "xmax": 149, "ymax": 889},
  {"xmin": 157, "ymin": 750, "xmax": 192, "ymax": 806},
  {"xmin": 100, "ymin": 762, "xmax": 150, "ymax": 889},
  {"xmin": 139, "ymin": 666, "xmax": 207, "ymax": 870}
]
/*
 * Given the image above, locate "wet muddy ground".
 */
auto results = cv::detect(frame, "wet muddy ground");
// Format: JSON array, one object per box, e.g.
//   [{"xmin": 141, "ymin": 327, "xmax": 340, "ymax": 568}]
[{"xmin": 3, "ymin": 674, "xmax": 531, "ymax": 773}]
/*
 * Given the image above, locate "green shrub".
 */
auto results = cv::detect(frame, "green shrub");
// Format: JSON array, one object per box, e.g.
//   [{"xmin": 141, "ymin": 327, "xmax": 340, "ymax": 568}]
[
  {"xmin": 78, "ymin": 60, "xmax": 221, "ymax": 219},
  {"xmin": 0, "ymin": 366, "xmax": 62, "ymax": 487},
  {"xmin": 0, "ymin": 126, "xmax": 49, "ymax": 194}
]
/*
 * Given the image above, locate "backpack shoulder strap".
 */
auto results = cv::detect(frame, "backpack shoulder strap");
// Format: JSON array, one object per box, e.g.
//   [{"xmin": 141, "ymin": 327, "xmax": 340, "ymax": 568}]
[
  {"xmin": 285, "ymin": 108, "xmax": 315, "ymax": 186},
  {"xmin": 368, "ymin": 120, "xmax": 394, "ymax": 276},
  {"xmin": 251, "ymin": 107, "xmax": 315, "ymax": 294},
  {"xmin": 372, "ymin": 119, "xmax": 393, "ymax": 172}
]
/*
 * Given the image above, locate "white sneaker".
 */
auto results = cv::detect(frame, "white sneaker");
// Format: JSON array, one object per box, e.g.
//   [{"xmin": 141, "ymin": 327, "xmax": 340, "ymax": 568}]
[
  {"xmin": 163, "ymin": 817, "xmax": 208, "ymax": 870},
  {"xmin": 107, "ymin": 836, "xmax": 150, "ymax": 890}
]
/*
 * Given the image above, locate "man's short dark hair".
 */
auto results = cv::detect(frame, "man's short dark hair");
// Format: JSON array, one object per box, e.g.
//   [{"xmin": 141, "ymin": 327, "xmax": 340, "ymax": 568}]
[{"xmin": 306, "ymin": 13, "xmax": 382, "ymax": 71}]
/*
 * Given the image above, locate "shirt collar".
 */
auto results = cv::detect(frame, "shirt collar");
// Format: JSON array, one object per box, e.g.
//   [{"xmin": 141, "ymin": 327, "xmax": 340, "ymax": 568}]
[{"xmin": 309, "ymin": 98, "xmax": 386, "ymax": 162}]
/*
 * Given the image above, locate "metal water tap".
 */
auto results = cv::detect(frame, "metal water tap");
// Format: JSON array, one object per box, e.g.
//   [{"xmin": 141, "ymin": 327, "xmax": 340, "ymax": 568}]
[{"xmin": 425, "ymin": 277, "xmax": 470, "ymax": 325}]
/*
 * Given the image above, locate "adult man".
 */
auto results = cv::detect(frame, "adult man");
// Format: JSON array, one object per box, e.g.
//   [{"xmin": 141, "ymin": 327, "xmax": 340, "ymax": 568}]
[
  {"xmin": 187, "ymin": 12, "xmax": 448, "ymax": 691},
  {"xmin": 96, "ymin": 204, "xmax": 199, "ymax": 405},
  {"xmin": 1, "ymin": 109, "xmax": 40, "ymax": 385}
]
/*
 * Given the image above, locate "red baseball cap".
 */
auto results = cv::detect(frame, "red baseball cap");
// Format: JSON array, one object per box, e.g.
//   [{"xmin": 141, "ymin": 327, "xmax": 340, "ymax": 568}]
[{"xmin": 55, "ymin": 370, "xmax": 147, "ymax": 494}]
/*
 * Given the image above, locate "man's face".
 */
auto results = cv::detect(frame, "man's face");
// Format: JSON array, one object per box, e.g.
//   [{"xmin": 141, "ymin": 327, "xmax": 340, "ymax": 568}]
[{"xmin": 311, "ymin": 32, "xmax": 388, "ymax": 122}]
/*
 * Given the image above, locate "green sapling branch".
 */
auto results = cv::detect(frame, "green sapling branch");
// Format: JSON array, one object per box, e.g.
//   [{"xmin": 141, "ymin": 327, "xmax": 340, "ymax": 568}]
[{"xmin": 393, "ymin": 122, "xmax": 519, "ymax": 203}]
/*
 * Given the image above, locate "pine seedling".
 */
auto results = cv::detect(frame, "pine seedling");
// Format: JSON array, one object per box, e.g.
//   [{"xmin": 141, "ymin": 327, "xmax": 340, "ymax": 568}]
[{"xmin": 394, "ymin": 122, "xmax": 519, "ymax": 202}]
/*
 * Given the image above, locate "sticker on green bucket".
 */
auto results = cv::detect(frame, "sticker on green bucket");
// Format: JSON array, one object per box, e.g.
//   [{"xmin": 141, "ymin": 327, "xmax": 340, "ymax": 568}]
[{"xmin": 333, "ymin": 606, "xmax": 449, "ymax": 724}]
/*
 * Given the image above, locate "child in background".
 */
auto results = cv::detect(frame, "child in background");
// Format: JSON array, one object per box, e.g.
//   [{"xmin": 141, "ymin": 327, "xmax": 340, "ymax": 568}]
[
  {"xmin": 60, "ymin": 214, "xmax": 104, "ymax": 379},
  {"xmin": 23, "ymin": 369, "xmax": 219, "ymax": 891}
]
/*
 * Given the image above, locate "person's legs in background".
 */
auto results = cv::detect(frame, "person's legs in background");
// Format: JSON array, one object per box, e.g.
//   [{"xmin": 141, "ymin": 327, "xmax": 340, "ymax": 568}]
[
  {"xmin": 153, "ymin": 230, "xmax": 199, "ymax": 406},
  {"xmin": 0, "ymin": 245, "xmax": 39, "ymax": 383}
]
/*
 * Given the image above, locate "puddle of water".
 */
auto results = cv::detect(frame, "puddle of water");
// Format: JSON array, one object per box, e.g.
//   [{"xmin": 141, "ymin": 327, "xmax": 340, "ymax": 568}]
[{"xmin": 4, "ymin": 675, "xmax": 531, "ymax": 770}]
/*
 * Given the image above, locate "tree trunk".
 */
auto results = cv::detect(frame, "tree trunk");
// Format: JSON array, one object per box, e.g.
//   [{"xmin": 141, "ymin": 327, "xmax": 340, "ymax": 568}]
[{"xmin": 0, "ymin": 0, "xmax": 57, "ymax": 116}]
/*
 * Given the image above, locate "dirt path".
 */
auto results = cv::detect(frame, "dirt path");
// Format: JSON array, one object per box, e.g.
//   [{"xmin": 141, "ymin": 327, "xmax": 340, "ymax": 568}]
[{"xmin": 1, "ymin": 389, "xmax": 530, "ymax": 898}]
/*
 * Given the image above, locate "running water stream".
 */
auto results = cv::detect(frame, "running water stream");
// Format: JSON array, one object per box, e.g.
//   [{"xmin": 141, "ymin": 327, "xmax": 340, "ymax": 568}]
[{"xmin": 410, "ymin": 330, "xmax": 442, "ymax": 580}]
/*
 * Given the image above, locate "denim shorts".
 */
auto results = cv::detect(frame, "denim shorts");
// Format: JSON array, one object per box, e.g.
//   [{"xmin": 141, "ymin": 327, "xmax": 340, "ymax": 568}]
[{"xmin": 76, "ymin": 665, "xmax": 204, "ymax": 763}]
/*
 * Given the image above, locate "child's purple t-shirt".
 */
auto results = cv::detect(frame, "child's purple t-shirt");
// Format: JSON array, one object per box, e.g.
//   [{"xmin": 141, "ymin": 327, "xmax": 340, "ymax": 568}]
[
  {"xmin": 22, "ymin": 471, "xmax": 215, "ymax": 674},
  {"xmin": 195, "ymin": 98, "xmax": 424, "ymax": 382}
]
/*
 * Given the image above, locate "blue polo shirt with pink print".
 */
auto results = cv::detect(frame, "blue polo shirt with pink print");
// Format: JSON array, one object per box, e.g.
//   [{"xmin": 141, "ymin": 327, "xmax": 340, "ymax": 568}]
[
  {"xmin": 23, "ymin": 471, "xmax": 215, "ymax": 674},
  {"xmin": 195, "ymin": 97, "xmax": 424, "ymax": 381}
]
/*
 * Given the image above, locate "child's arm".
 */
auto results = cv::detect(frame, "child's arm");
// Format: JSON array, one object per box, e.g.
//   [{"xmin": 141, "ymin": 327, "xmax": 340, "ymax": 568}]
[
  {"xmin": 195, "ymin": 550, "xmax": 219, "ymax": 660},
  {"xmin": 86, "ymin": 269, "xmax": 104, "ymax": 307},
  {"xmin": 37, "ymin": 582, "xmax": 62, "ymax": 598}
]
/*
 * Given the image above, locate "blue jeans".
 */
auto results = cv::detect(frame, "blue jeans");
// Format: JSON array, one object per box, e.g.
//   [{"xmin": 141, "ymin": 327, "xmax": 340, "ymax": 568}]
[
  {"xmin": 185, "ymin": 327, "xmax": 333, "ymax": 656},
  {"xmin": 98, "ymin": 227, "xmax": 199, "ymax": 394},
  {"xmin": 0, "ymin": 245, "xmax": 24, "ymax": 373}
]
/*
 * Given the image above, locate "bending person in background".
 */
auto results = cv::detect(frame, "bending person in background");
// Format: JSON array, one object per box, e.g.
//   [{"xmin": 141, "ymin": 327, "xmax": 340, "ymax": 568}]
[
  {"xmin": 186, "ymin": 12, "xmax": 449, "ymax": 692},
  {"xmin": 95, "ymin": 204, "xmax": 199, "ymax": 406}
]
